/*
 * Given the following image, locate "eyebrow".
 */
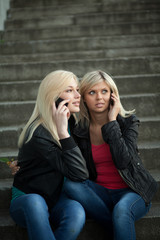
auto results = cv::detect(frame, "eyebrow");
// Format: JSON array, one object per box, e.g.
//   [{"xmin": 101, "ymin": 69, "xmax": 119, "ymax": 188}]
[{"xmin": 89, "ymin": 87, "xmax": 108, "ymax": 91}]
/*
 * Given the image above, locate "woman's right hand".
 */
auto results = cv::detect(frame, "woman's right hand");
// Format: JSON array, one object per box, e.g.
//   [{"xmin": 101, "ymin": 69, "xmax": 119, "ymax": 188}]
[
  {"xmin": 9, "ymin": 160, "xmax": 20, "ymax": 175},
  {"xmin": 52, "ymin": 99, "xmax": 70, "ymax": 139}
]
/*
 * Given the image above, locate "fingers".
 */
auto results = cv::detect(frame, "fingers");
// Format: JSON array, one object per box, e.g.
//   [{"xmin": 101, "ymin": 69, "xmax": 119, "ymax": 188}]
[
  {"xmin": 52, "ymin": 99, "xmax": 70, "ymax": 117},
  {"xmin": 9, "ymin": 160, "xmax": 20, "ymax": 175}
]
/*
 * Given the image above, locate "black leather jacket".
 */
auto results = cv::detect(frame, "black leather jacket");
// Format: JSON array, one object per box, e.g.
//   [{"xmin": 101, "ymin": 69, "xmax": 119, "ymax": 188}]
[
  {"xmin": 73, "ymin": 114, "xmax": 158, "ymax": 204},
  {"xmin": 13, "ymin": 123, "xmax": 89, "ymax": 209}
]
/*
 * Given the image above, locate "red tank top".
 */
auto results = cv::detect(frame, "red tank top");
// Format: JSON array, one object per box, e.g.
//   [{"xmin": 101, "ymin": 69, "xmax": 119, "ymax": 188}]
[{"xmin": 91, "ymin": 143, "xmax": 128, "ymax": 189}]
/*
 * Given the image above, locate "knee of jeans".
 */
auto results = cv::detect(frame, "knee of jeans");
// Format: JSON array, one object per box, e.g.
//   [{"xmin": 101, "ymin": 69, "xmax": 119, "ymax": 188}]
[
  {"xmin": 70, "ymin": 201, "xmax": 86, "ymax": 226},
  {"xmin": 112, "ymin": 202, "xmax": 129, "ymax": 221},
  {"xmin": 24, "ymin": 194, "xmax": 48, "ymax": 213}
]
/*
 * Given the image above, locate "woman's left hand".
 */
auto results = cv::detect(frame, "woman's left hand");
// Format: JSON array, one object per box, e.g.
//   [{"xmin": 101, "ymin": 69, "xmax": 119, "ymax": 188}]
[
  {"xmin": 108, "ymin": 93, "xmax": 121, "ymax": 122},
  {"xmin": 9, "ymin": 160, "xmax": 20, "ymax": 175}
]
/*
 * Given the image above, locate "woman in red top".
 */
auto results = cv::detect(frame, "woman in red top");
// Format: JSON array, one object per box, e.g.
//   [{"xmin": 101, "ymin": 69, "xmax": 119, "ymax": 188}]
[{"xmin": 64, "ymin": 70, "xmax": 157, "ymax": 240}]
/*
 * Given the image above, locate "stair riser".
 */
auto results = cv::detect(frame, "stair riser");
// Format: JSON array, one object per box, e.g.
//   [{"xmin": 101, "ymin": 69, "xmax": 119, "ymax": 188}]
[
  {"xmin": 0, "ymin": 57, "xmax": 160, "ymax": 81},
  {"xmin": 0, "ymin": 102, "xmax": 34, "ymax": 126},
  {"xmin": 115, "ymin": 75, "xmax": 160, "ymax": 95},
  {"xmin": 0, "ymin": 75, "xmax": 159, "ymax": 101},
  {"xmin": 0, "ymin": 95, "xmax": 159, "ymax": 126},
  {"xmin": 0, "ymin": 76, "xmax": 159, "ymax": 101},
  {"xmin": 0, "ymin": 120, "xmax": 160, "ymax": 148},
  {"xmin": 7, "ymin": 5, "xmax": 102, "ymax": 20},
  {"xmin": 0, "ymin": 82, "xmax": 39, "ymax": 101},
  {"xmin": 139, "ymin": 148, "xmax": 160, "ymax": 171},
  {"xmin": 0, "ymin": 52, "xmax": 155, "ymax": 65},
  {"xmin": 10, "ymin": 0, "xmax": 160, "ymax": 11},
  {"xmin": 0, "ymin": 217, "xmax": 160, "ymax": 240},
  {"xmin": 75, "ymin": 11, "xmax": 160, "ymax": 26},
  {"xmin": 121, "ymin": 94, "xmax": 160, "ymax": 118},
  {"xmin": 2, "ymin": 22, "xmax": 160, "ymax": 42},
  {"xmin": 1, "ymin": 35, "xmax": 160, "ymax": 56},
  {"xmin": 0, "ymin": 162, "xmax": 15, "ymax": 179},
  {"xmin": 1, "ymin": 47, "xmax": 160, "ymax": 62},
  {"xmin": 5, "ymin": 11, "xmax": 160, "ymax": 30},
  {"xmin": 138, "ymin": 121, "xmax": 160, "ymax": 142},
  {"xmin": 1, "ymin": 35, "xmax": 160, "ymax": 55}
]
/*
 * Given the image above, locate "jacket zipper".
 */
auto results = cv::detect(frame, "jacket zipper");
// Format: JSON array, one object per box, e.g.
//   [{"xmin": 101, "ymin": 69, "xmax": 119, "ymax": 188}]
[{"xmin": 118, "ymin": 170, "xmax": 144, "ymax": 199}]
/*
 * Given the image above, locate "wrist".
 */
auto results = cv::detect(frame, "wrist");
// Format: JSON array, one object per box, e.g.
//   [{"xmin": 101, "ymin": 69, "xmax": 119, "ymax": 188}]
[{"xmin": 59, "ymin": 132, "xmax": 70, "ymax": 139}]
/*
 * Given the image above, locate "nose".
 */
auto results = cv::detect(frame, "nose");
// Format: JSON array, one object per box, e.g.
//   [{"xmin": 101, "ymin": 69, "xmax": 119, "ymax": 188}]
[
  {"xmin": 74, "ymin": 90, "xmax": 81, "ymax": 98},
  {"xmin": 96, "ymin": 92, "xmax": 102, "ymax": 99}
]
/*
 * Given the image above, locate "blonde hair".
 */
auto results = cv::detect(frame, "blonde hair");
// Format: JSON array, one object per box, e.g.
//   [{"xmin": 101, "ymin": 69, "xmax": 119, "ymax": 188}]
[
  {"xmin": 79, "ymin": 70, "xmax": 135, "ymax": 128},
  {"xmin": 18, "ymin": 70, "xmax": 78, "ymax": 148}
]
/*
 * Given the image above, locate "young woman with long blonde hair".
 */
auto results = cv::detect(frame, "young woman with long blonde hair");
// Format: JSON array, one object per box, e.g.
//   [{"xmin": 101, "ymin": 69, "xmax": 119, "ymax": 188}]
[
  {"xmin": 64, "ymin": 70, "xmax": 157, "ymax": 240},
  {"xmin": 10, "ymin": 70, "xmax": 88, "ymax": 240}
]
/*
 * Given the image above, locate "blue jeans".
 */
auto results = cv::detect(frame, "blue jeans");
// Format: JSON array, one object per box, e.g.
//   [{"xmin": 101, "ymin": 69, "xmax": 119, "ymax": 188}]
[
  {"xmin": 64, "ymin": 179, "xmax": 151, "ymax": 240},
  {"xmin": 10, "ymin": 192, "xmax": 85, "ymax": 240}
]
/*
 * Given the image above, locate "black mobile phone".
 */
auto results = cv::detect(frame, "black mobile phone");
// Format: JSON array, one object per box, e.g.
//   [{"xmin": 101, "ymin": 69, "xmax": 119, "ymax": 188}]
[
  {"xmin": 55, "ymin": 98, "xmax": 68, "ymax": 108},
  {"xmin": 110, "ymin": 90, "xmax": 114, "ymax": 106}
]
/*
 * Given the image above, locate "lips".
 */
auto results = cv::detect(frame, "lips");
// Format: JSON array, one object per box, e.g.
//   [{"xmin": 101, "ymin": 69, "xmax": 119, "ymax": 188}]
[
  {"xmin": 95, "ymin": 103, "xmax": 104, "ymax": 107},
  {"xmin": 72, "ymin": 102, "xmax": 80, "ymax": 106}
]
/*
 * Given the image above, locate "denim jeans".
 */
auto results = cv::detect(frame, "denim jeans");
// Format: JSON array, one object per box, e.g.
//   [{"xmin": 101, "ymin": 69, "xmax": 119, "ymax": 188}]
[
  {"xmin": 64, "ymin": 179, "xmax": 151, "ymax": 240},
  {"xmin": 10, "ymin": 191, "xmax": 85, "ymax": 240}
]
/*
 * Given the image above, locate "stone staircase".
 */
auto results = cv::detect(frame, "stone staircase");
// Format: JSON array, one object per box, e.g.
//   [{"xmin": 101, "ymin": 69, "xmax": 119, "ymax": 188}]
[{"xmin": 0, "ymin": 0, "xmax": 160, "ymax": 239}]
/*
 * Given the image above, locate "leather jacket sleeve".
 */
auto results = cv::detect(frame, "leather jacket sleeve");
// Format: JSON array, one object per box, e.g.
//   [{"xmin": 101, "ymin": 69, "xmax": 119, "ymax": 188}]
[
  {"xmin": 32, "ymin": 134, "xmax": 89, "ymax": 181},
  {"xmin": 101, "ymin": 115, "xmax": 140, "ymax": 170}
]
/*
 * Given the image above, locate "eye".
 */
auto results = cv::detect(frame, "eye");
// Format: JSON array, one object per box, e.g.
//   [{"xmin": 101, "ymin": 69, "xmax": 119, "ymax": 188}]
[
  {"xmin": 102, "ymin": 89, "xmax": 108, "ymax": 94},
  {"xmin": 66, "ymin": 89, "xmax": 72, "ymax": 93},
  {"xmin": 76, "ymin": 88, "xmax": 79, "ymax": 92},
  {"xmin": 88, "ymin": 90, "xmax": 95, "ymax": 95}
]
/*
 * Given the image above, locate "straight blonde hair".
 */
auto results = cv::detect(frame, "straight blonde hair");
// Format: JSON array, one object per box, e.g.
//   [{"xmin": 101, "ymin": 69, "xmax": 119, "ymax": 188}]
[
  {"xmin": 79, "ymin": 70, "xmax": 135, "ymax": 128},
  {"xmin": 18, "ymin": 70, "xmax": 78, "ymax": 148}
]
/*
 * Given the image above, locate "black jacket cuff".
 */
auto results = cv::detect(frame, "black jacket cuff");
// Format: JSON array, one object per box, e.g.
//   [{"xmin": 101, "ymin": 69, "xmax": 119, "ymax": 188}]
[{"xmin": 60, "ymin": 136, "xmax": 77, "ymax": 150}]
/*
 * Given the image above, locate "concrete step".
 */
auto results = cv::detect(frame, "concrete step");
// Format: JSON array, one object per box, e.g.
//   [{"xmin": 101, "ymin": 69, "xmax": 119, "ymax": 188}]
[
  {"xmin": 10, "ymin": 0, "xmax": 160, "ymax": 11},
  {"xmin": 121, "ymin": 93, "xmax": 160, "ymax": 118},
  {"xmin": 7, "ymin": 1, "xmax": 160, "ymax": 21},
  {"xmin": 0, "ymin": 116, "xmax": 159, "ymax": 148},
  {"xmin": 0, "ymin": 150, "xmax": 18, "ymax": 179},
  {"xmin": 73, "ymin": 10, "xmax": 160, "ymax": 26},
  {"xmin": 138, "ymin": 142, "xmax": 160, "ymax": 171},
  {"xmin": 0, "ymin": 94, "xmax": 159, "ymax": 126},
  {"xmin": 1, "ymin": 34, "xmax": 160, "ymax": 55},
  {"xmin": 0, "ymin": 74, "xmax": 159, "ymax": 101},
  {"xmin": 0, "ymin": 47, "xmax": 160, "ymax": 62},
  {"xmin": 0, "ymin": 80, "xmax": 40, "ymax": 101},
  {"xmin": 0, "ymin": 202, "xmax": 160, "ymax": 240},
  {"xmin": 7, "ymin": 4, "xmax": 103, "ymax": 20},
  {"xmin": 114, "ymin": 74, "xmax": 160, "ymax": 95},
  {"xmin": 5, "ymin": 10, "xmax": 160, "ymax": 30},
  {"xmin": 0, "ymin": 126, "xmax": 22, "ymax": 149},
  {"xmin": 138, "ymin": 117, "xmax": 160, "ymax": 142},
  {"xmin": 0, "ymin": 56, "xmax": 160, "ymax": 81},
  {"xmin": 0, "ymin": 75, "xmax": 158, "ymax": 101},
  {"xmin": 2, "ymin": 22, "xmax": 160, "ymax": 42}
]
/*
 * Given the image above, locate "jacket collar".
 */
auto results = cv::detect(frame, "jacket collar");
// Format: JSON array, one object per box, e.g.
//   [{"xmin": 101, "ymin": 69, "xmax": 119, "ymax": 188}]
[{"xmin": 73, "ymin": 114, "xmax": 125, "ymax": 139}]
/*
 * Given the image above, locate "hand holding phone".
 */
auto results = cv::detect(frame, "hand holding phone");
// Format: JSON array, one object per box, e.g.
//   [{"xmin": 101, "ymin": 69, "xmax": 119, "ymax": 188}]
[
  {"xmin": 54, "ymin": 97, "xmax": 70, "ymax": 139},
  {"xmin": 55, "ymin": 98, "xmax": 68, "ymax": 108}
]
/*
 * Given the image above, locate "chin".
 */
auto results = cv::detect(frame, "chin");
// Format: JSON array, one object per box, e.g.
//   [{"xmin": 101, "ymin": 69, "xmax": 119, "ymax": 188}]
[{"xmin": 72, "ymin": 107, "xmax": 80, "ymax": 113}]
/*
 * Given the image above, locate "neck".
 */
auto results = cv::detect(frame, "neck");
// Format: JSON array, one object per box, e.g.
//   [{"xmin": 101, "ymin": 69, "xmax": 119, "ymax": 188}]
[{"xmin": 90, "ymin": 111, "xmax": 109, "ymax": 127}]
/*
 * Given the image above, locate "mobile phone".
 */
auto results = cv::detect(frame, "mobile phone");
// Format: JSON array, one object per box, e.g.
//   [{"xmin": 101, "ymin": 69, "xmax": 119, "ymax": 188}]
[
  {"xmin": 55, "ymin": 98, "xmax": 68, "ymax": 108},
  {"xmin": 110, "ymin": 90, "xmax": 114, "ymax": 106}
]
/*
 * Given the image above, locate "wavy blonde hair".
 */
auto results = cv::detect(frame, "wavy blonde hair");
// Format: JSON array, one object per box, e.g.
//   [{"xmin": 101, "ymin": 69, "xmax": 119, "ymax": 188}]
[
  {"xmin": 79, "ymin": 70, "xmax": 135, "ymax": 128},
  {"xmin": 18, "ymin": 70, "xmax": 78, "ymax": 148}
]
